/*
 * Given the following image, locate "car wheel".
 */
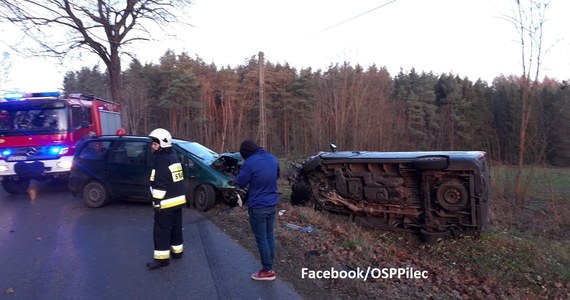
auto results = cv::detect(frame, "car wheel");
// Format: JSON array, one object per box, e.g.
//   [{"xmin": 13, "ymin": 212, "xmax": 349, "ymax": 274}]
[
  {"xmin": 194, "ymin": 184, "xmax": 216, "ymax": 211},
  {"xmin": 82, "ymin": 181, "xmax": 109, "ymax": 208},
  {"xmin": 413, "ymin": 156, "xmax": 448, "ymax": 170},
  {"xmin": 2, "ymin": 178, "xmax": 31, "ymax": 194}
]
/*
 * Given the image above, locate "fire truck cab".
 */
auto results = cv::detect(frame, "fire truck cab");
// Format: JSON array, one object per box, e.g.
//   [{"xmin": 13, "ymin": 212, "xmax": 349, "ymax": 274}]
[{"xmin": 0, "ymin": 92, "xmax": 121, "ymax": 194}]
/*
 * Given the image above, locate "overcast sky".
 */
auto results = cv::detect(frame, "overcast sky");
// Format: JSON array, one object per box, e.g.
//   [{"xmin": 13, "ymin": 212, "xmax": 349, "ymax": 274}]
[{"xmin": 1, "ymin": 0, "xmax": 570, "ymax": 93}]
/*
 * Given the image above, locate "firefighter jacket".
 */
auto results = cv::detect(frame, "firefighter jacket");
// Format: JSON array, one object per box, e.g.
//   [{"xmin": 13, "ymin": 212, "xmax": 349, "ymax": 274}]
[{"xmin": 149, "ymin": 149, "xmax": 187, "ymax": 210}]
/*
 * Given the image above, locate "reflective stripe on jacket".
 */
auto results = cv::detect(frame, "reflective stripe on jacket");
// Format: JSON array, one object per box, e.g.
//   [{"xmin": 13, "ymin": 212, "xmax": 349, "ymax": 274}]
[{"xmin": 150, "ymin": 149, "xmax": 187, "ymax": 210}]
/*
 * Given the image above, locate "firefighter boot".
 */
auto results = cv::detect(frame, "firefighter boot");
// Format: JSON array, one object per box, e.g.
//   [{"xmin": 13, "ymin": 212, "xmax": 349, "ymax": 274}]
[
  {"xmin": 171, "ymin": 251, "xmax": 183, "ymax": 259},
  {"xmin": 146, "ymin": 259, "xmax": 170, "ymax": 270}
]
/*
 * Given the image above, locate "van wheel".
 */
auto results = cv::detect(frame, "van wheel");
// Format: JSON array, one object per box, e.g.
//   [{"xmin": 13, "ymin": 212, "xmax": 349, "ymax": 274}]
[
  {"xmin": 83, "ymin": 181, "xmax": 108, "ymax": 208},
  {"xmin": 419, "ymin": 229, "xmax": 451, "ymax": 243},
  {"xmin": 2, "ymin": 178, "xmax": 31, "ymax": 194},
  {"xmin": 291, "ymin": 181, "xmax": 312, "ymax": 206},
  {"xmin": 436, "ymin": 180, "xmax": 468, "ymax": 211},
  {"xmin": 194, "ymin": 184, "xmax": 216, "ymax": 211}
]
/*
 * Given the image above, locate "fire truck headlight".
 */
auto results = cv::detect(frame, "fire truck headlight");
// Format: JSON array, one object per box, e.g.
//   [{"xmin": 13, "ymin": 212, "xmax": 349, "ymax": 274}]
[
  {"xmin": 0, "ymin": 165, "xmax": 8, "ymax": 173},
  {"xmin": 49, "ymin": 146, "xmax": 69, "ymax": 155},
  {"xmin": 57, "ymin": 161, "xmax": 73, "ymax": 169}
]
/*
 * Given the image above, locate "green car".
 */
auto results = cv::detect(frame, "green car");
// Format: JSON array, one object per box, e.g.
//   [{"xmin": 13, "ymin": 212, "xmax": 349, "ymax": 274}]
[{"xmin": 69, "ymin": 135, "xmax": 243, "ymax": 211}]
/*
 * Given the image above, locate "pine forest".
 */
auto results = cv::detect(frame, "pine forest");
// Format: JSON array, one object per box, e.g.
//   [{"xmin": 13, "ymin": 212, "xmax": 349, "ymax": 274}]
[{"xmin": 62, "ymin": 51, "xmax": 570, "ymax": 167}]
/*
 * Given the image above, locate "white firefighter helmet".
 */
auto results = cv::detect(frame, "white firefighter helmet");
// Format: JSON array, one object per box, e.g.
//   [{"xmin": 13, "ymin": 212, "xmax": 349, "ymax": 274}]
[{"xmin": 149, "ymin": 128, "xmax": 172, "ymax": 148}]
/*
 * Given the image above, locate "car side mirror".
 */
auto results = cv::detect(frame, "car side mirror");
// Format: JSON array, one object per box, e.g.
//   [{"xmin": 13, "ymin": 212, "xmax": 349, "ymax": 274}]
[{"xmin": 184, "ymin": 159, "xmax": 195, "ymax": 168}]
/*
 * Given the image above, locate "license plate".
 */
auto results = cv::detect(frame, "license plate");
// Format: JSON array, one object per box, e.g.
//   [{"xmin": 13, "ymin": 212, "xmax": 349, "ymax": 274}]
[{"xmin": 7, "ymin": 156, "xmax": 27, "ymax": 161}]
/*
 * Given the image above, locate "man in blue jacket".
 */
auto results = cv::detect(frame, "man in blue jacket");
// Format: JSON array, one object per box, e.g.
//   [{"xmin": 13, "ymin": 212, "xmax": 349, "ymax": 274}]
[{"xmin": 236, "ymin": 139, "xmax": 280, "ymax": 281}]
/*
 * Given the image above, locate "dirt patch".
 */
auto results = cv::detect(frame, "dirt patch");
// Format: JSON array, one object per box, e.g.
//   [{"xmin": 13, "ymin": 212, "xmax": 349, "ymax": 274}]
[{"xmin": 201, "ymin": 180, "xmax": 570, "ymax": 299}]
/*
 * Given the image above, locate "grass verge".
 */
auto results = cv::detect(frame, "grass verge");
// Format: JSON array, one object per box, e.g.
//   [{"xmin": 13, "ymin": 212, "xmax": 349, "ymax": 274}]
[{"xmin": 203, "ymin": 165, "xmax": 570, "ymax": 299}]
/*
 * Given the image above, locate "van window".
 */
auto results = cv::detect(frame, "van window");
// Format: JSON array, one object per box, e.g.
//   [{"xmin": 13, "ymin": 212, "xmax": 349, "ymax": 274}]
[
  {"xmin": 109, "ymin": 141, "xmax": 147, "ymax": 165},
  {"xmin": 78, "ymin": 140, "xmax": 111, "ymax": 160}
]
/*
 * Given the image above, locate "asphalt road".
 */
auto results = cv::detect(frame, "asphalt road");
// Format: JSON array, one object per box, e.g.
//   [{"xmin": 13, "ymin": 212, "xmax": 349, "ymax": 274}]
[{"xmin": 0, "ymin": 179, "xmax": 303, "ymax": 300}]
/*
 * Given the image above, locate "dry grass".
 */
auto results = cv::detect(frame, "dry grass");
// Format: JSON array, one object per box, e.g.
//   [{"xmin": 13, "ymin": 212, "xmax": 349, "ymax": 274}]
[
  {"xmin": 491, "ymin": 196, "xmax": 570, "ymax": 239},
  {"xmin": 202, "ymin": 177, "xmax": 570, "ymax": 299}
]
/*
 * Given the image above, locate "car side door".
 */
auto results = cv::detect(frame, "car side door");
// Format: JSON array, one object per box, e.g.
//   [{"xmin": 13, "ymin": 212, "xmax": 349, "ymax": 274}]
[
  {"xmin": 173, "ymin": 147, "xmax": 203, "ymax": 197},
  {"xmin": 105, "ymin": 140, "xmax": 151, "ymax": 200},
  {"xmin": 72, "ymin": 139, "xmax": 112, "ymax": 190}
]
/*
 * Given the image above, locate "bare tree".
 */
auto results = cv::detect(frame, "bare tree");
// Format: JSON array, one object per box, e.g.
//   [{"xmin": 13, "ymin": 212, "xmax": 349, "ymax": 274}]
[
  {"xmin": 503, "ymin": 0, "xmax": 549, "ymax": 203},
  {"xmin": 0, "ymin": 0, "xmax": 192, "ymax": 102},
  {"xmin": 0, "ymin": 51, "xmax": 10, "ymax": 89}
]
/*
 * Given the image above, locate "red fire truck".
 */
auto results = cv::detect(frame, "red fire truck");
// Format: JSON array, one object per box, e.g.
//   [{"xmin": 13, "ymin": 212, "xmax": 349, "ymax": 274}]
[{"xmin": 0, "ymin": 92, "xmax": 121, "ymax": 194}]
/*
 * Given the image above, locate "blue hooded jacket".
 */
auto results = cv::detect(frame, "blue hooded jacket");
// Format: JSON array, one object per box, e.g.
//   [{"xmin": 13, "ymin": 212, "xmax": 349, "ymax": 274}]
[{"xmin": 236, "ymin": 147, "xmax": 280, "ymax": 209}]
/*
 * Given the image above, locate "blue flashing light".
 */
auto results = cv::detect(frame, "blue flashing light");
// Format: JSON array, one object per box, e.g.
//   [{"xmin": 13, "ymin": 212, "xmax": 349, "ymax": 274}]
[
  {"xmin": 28, "ymin": 92, "xmax": 61, "ymax": 98},
  {"xmin": 49, "ymin": 146, "xmax": 63, "ymax": 155},
  {"xmin": 1, "ymin": 149, "xmax": 12, "ymax": 157},
  {"xmin": 3, "ymin": 92, "xmax": 24, "ymax": 101},
  {"xmin": 48, "ymin": 145, "xmax": 68, "ymax": 155},
  {"xmin": 49, "ymin": 146, "xmax": 62, "ymax": 155},
  {"xmin": 2, "ymin": 91, "xmax": 61, "ymax": 101}
]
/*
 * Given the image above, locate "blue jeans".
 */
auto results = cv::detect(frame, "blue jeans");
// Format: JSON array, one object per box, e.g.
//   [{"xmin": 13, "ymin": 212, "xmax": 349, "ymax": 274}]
[{"xmin": 248, "ymin": 206, "xmax": 276, "ymax": 271}]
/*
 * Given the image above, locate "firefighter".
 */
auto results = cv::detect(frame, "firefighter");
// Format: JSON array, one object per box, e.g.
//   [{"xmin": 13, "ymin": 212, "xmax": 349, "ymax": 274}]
[{"xmin": 147, "ymin": 128, "xmax": 187, "ymax": 270}]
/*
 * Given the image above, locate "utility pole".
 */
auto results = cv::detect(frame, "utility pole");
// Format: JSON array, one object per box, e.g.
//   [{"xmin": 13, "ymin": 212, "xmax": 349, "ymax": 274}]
[{"xmin": 258, "ymin": 51, "xmax": 267, "ymax": 147}]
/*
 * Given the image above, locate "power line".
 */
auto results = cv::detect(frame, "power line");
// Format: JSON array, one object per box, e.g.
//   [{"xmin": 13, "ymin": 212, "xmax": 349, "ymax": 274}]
[{"xmin": 318, "ymin": 0, "xmax": 399, "ymax": 33}]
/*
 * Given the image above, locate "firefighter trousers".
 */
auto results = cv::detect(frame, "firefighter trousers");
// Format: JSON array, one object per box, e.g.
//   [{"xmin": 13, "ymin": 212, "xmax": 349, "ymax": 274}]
[{"xmin": 153, "ymin": 207, "xmax": 183, "ymax": 259}]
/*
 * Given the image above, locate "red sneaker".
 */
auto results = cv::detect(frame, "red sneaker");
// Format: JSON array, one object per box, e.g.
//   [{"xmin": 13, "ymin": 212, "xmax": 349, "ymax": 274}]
[{"xmin": 251, "ymin": 269, "xmax": 276, "ymax": 281}]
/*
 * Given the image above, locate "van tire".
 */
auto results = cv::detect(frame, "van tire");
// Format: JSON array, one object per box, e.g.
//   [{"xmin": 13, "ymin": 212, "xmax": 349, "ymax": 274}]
[
  {"xmin": 291, "ymin": 181, "xmax": 312, "ymax": 206},
  {"xmin": 419, "ymin": 229, "xmax": 451, "ymax": 243}
]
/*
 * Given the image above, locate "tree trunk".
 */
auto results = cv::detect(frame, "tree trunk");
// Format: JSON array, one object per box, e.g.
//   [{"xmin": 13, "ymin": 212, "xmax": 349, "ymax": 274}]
[{"xmin": 109, "ymin": 49, "xmax": 122, "ymax": 103}]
